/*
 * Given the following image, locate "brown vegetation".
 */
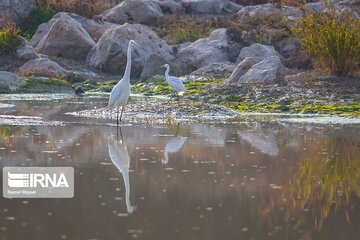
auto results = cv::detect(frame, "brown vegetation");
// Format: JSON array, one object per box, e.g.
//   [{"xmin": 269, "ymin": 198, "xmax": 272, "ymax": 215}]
[
  {"xmin": 293, "ymin": 6, "xmax": 360, "ymax": 76},
  {"xmin": 33, "ymin": 0, "xmax": 121, "ymax": 18}
]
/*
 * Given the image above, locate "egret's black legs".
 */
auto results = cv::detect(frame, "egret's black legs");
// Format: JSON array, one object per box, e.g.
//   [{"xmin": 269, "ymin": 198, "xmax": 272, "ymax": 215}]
[
  {"xmin": 176, "ymin": 92, "xmax": 180, "ymax": 107},
  {"xmin": 119, "ymin": 105, "xmax": 125, "ymax": 123},
  {"xmin": 116, "ymin": 107, "xmax": 120, "ymax": 125},
  {"xmin": 166, "ymin": 93, "xmax": 176, "ymax": 104},
  {"xmin": 116, "ymin": 126, "xmax": 123, "ymax": 142}
]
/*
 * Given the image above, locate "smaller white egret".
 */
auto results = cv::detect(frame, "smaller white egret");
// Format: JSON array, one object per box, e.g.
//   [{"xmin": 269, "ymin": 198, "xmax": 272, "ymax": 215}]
[
  {"xmin": 161, "ymin": 64, "xmax": 186, "ymax": 106},
  {"xmin": 108, "ymin": 40, "xmax": 139, "ymax": 125}
]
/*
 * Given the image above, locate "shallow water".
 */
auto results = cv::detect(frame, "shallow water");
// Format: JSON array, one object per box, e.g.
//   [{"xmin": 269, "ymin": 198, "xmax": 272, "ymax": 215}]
[{"xmin": 0, "ymin": 94, "xmax": 359, "ymax": 240}]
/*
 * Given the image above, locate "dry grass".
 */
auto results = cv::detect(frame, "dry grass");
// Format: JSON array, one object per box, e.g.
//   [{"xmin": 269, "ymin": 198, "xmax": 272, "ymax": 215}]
[
  {"xmin": 152, "ymin": 15, "xmax": 219, "ymax": 45},
  {"xmin": 152, "ymin": 13, "xmax": 291, "ymax": 45},
  {"xmin": 293, "ymin": 6, "xmax": 360, "ymax": 76},
  {"xmin": 232, "ymin": 0, "xmax": 311, "ymax": 7},
  {"xmin": 0, "ymin": 23, "xmax": 22, "ymax": 55},
  {"xmin": 34, "ymin": 0, "xmax": 121, "ymax": 18}
]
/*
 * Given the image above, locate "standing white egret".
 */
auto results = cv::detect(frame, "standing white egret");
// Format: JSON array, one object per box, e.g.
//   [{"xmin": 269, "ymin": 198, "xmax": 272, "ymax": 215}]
[
  {"xmin": 161, "ymin": 64, "xmax": 186, "ymax": 106},
  {"xmin": 108, "ymin": 40, "xmax": 139, "ymax": 125}
]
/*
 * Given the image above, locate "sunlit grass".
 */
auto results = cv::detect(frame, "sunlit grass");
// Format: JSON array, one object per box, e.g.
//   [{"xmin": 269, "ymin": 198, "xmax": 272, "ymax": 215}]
[
  {"xmin": 33, "ymin": 0, "xmax": 118, "ymax": 18},
  {"xmin": 293, "ymin": 4, "xmax": 360, "ymax": 76},
  {"xmin": 0, "ymin": 24, "xmax": 22, "ymax": 55},
  {"xmin": 132, "ymin": 79, "xmax": 223, "ymax": 96}
]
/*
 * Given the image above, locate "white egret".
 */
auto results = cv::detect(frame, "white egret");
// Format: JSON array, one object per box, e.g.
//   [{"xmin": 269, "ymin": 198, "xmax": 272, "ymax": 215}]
[
  {"xmin": 108, "ymin": 40, "xmax": 139, "ymax": 125},
  {"xmin": 161, "ymin": 64, "xmax": 186, "ymax": 106},
  {"xmin": 108, "ymin": 134, "xmax": 136, "ymax": 213}
]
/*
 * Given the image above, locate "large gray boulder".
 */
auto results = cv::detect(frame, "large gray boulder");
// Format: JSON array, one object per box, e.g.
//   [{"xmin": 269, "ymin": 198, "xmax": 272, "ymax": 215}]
[
  {"xmin": 0, "ymin": 71, "xmax": 21, "ymax": 91},
  {"xmin": 236, "ymin": 56, "xmax": 288, "ymax": 84},
  {"xmin": 32, "ymin": 12, "xmax": 118, "ymax": 44},
  {"xmin": 236, "ymin": 43, "xmax": 281, "ymax": 63},
  {"xmin": 0, "ymin": 0, "xmax": 34, "ymax": 27},
  {"xmin": 236, "ymin": 3, "xmax": 302, "ymax": 21},
  {"xmin": 16, "ymin": 38, "xmax": 40, "ymax": 61},
  {"xmin": 60, "ymin": 13, "xmax": 120, "ymax": 42},
  {"xmin": 87, "ymin": 23, "xmax": 177, "ymax": 77},
  {"xmin": 226, "ymin": 57, "xmax": 258, "ymax": 83},
  {"xmin": 303, "ymin": 0, "xmax": 359, "ymax": 18},
  {"xmin": 140, "ymin": 54, "xmax": 168, "ymax": 80},
  {"xmin": 338, "ymin": 0, "xmax": 360, "ymax": 15},
  {"xmin": 31, "ymin": 13, "xmax": 95, "ymax": 61},
  {"xmin": 178, "ymin": 28, "xmax": 242, "ymax": 71},
  {"xmin": 182, "ymin": 0, "xmax": 242, "ymax": 14},
  {"xmin": 17, "ymin": 58, "xmax": 70, "ymax": 78},
  {"xmin": 159, "ymin": 0, "xmax": 184, "ymax": 14},
  {"xmin": 100, "ymin": 0, "xmax": 164, "ymax": 25},
  {"xmin": 190, "ymin": 61, "xmax": 235, "ymax": 77},
  {"xmin": 0, "ymin": 7, "xmax": 16, "ymax": 28}
]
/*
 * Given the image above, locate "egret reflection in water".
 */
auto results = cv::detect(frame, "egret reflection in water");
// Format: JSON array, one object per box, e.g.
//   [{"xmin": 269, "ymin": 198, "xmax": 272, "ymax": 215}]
[
  {"xmin": 108, "ymin": 131, "xmax": 136, "ymax": 213},
  {"xmin": 163, "ymin": 124, "xmax": 187, "ymax": 165}
]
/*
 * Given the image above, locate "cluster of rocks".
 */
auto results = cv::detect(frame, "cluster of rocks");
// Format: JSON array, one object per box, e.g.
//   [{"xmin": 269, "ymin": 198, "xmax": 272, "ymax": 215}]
[{"xmin": 1, "ymin": 0, "xmax": 359, "ymax": 92}]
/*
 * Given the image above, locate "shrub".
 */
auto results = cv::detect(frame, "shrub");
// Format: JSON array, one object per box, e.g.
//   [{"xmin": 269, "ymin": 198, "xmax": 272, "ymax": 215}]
[
  {"xmin": 293, "ymin": 7, "xmax": 360, "ymax": 76},
  {"xmin": 21, "ymin": 7, "xmax": 55, "ymax": 37},
  {"xmin": 152, "ymin": 16, "xmax": 216, "ymax": 45},
  {"xmin": 0, "ymin": 24, "xmax": 22, "ymax": 55},
  {"xmin": 34, "ymin": 0, "xmax": 119, "ymax": 18},
  {"xmin": 152, "ymin": 13, "xmax": 290, "ymax": 46}
]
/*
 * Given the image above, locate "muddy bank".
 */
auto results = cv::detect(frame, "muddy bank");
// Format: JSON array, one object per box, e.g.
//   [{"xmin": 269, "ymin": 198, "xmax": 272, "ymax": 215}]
[{"xmin": 67, "ymin": 96, "xmax": 239, "ymax": 124}]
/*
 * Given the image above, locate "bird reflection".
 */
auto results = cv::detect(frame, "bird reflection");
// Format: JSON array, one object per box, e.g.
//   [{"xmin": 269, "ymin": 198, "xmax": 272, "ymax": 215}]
[
  {"xmin": 163, "ymin": 124, "xmax": 187, "ymax": 164},
  {"xmin": 108, "ymin": 129, "xmax": 136, "ymax": 213}
]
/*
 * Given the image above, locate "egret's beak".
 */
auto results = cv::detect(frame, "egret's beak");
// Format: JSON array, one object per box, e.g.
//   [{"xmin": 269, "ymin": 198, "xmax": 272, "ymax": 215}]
[{"xmin": 160, "ymin": 64, "xmax": 166, "ymax": 68}]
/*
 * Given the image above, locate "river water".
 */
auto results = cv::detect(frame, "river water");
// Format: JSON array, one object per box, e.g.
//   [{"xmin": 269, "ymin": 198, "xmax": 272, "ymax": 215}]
[{"xmin": 0, "ymin": 94, "xmax": 359, "ymax": 240}]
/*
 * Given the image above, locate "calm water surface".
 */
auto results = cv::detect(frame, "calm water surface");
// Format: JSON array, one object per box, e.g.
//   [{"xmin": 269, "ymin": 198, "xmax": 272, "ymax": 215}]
[{"xmin": 0, "ymin": 94, "xmax": 359, "ymax": 240}]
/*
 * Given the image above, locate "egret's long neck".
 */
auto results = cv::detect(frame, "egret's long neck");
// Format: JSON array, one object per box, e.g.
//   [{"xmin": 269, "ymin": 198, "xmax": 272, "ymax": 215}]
[
  {"xmin": 164, "ymin": 67, "xmax": 170, "ymax": 79},
  {"xmin": 163, "ymin": 151, "xmax": 169, "ymax": 165},
  {"xmin": 124, "ymin": 45, "xmax": 132, "ymax": 82},
  {"xmin": 123, "ymin": 172, "xmax": 133, "ymax": 213}
]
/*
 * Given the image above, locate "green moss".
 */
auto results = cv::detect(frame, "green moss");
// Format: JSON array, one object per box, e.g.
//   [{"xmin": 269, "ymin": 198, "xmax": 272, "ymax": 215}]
[
  {"xmin": 290, "ymin": 104, "xmax": 360, "ymax": 117},
  {"xmin": 209, "ymin": 91, "xmax": 360, "ymax": 117},
  {"xmin": 132, "ymin": 79, "xmax": 223, "ymax": 96},
  {"xmin": 223, "ymin": 101, "xmax": 285, "ymax": 113},
  {"xmin": 15, "ymin": 78, "xmax": 72, "ymax": 93},
  {"xmin": 91, "ymin": 80, "xmax": 117, "ymax": 92}
]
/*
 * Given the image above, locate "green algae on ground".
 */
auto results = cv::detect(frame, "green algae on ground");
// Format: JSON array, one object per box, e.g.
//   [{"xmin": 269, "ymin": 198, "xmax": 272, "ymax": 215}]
[
  {"xmin": 290, "ymin": 104, "xmax": 360, "ymax": 117},
  {"xmin": 214, "ymin": 98, "xmax": 360, "ymax": 117},
  {"xmin": 15, "ymin": 78, "xmax": 72, "ymax": 93},
  {"xmin": 132, "ymin": 79, "xmax": 223, "ymax": 96}
]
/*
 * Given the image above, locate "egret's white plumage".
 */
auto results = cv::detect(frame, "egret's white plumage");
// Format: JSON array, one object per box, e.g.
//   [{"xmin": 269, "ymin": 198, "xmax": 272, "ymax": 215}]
[
  {"xmin": 161, "ymin": 64, "xmax": 186, "ymax": 92},
  {"xmin": 108, "ymin": 40, "xmax": 139, "ymax": 124},
  {"xmin": 108, "ymin": 136, "xmax": 136, "ymax": 213},
  {"xmin": 161, "ymin": 64, "xmax": 186, "ymax": 105}
]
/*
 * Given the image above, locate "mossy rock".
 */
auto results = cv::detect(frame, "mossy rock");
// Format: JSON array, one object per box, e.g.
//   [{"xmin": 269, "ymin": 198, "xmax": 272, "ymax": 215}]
[{"xmin": 15, "ymin": 77, "xmax": 73, "ymax": 93}]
